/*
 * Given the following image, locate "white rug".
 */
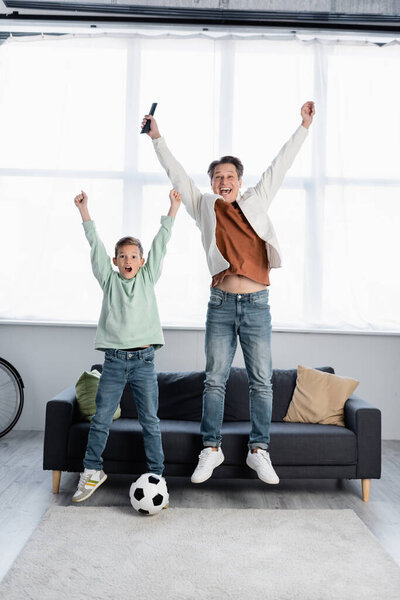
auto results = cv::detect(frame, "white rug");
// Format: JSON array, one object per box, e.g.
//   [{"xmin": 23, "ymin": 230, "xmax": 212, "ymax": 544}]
[{"xmin": 1, "ymin": 507, "xmax": 400, "ymax": 600}]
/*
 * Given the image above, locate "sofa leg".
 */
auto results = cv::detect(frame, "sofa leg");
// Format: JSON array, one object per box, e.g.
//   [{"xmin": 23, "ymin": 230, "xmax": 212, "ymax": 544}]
[
  {"xmin": 52, "ymin": 470, "xmax": 61, "ymax": 494},
  {"xmin": 362, "ymin": 478, "xmax": 371, "ymax": 502}
]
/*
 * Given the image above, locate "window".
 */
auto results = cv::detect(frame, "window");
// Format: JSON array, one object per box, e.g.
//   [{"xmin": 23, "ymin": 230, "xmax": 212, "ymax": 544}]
[{"xmin": 0, "ymin": 31, "xmax": 399, "ymax": 331}]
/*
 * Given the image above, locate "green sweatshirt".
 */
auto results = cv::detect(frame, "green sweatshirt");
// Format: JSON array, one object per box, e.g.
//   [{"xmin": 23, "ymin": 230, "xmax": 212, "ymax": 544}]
[{"xmin": 83, "ymin": 216, "xmax": 173, "ymax": 351}]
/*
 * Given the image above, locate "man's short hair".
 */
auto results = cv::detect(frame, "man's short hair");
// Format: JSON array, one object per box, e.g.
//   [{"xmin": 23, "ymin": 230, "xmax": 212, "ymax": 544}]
[
  {"xmin": 114, "ymin": 236, "xmax": 144, "ymax": 259},
  {"xmin": 207, "ymin": 156, "xmax": 244, "ymax": 180}
]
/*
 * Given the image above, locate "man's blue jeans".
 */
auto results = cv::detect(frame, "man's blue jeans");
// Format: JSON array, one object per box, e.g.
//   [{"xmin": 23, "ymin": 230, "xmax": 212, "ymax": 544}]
[
  {"xmin": 84, "ymin": 347, "xmax": 164, "ymax": 475},
  {"xmin": 201, "ymin": 288, "xmax": 273, "ymax": 450}
]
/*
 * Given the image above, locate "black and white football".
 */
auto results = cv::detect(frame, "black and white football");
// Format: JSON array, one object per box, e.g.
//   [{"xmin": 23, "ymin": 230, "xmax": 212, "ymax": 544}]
[{"xmin": 129, "ymin": 473, "xmax": 169, "ymax": 516}]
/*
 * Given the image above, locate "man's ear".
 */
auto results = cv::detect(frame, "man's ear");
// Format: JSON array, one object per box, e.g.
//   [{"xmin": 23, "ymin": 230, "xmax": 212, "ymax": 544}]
[
  {"xmin": 112, "ymin": 257, "xmax": 117, "ymax": 266},
  {"xmin": 239, "ymin": 178, "xmax": 242, "ymax": 188}
]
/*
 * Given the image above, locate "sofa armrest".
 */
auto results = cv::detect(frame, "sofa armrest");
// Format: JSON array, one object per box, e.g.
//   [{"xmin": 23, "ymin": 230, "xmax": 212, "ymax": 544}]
[
  {"xmin": 43, "ymin": 385, "xmax": 77, "ymax": 471},
  {"xmin": 344, "ymin": 394, "xmax": 381, "ymax": 479}
]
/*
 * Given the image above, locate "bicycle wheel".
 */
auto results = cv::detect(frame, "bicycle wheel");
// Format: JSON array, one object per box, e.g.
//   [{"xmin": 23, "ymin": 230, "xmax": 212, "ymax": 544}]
[{"xmin": 0, "ymin": 357, "xmax": 24, "ymax": 438}]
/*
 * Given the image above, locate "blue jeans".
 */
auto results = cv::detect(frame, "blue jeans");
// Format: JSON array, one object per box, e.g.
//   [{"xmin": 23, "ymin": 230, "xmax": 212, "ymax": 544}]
[
  {"xmin": 201, "ymin": 288, "xmax": 273, "ymax": 450},
  {"xmin": 84, "ymin": 347, "xmax": 164, "ymax": 475}
]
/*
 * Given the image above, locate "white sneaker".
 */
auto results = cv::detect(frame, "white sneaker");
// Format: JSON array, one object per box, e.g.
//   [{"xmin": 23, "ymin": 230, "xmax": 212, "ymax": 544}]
[
  {"xmin": 72, "ymin": 468, "xmax": 108, "ymax": 502},
  {"xmin": 246, "ymin": 449, "xmax": 279, "ymax": 484},
  {"xmin": 191, "ymin": 447, "xmax": 225, "ymax": 484}
]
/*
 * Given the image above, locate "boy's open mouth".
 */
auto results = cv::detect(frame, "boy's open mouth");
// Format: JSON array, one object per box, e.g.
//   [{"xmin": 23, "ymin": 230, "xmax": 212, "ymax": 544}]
[{"xmin": 125, "ymin": 267, "xmax": 133, "ymax": 273}]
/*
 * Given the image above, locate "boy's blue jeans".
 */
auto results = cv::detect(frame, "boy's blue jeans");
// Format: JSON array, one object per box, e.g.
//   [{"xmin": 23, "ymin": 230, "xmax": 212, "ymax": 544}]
[
  {"xmin": 201, "ymin": 288, "xmax": 273, "ymax": 450},
  {"xmin": 83, "ymin": 346, "xmax": 164, "ymax": 475}
]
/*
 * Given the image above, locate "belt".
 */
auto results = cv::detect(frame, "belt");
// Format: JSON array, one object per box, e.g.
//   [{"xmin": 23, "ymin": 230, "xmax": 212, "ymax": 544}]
[{"xmin": 121, "ymin": 346, "xmax": 149, "ymax": 351}]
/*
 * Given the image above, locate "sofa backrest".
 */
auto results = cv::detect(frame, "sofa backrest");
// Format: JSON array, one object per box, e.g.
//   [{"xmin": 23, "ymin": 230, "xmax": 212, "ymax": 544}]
[{"xmin": 92, "ymin": 364, "xmax": 334, "ymax": 423}]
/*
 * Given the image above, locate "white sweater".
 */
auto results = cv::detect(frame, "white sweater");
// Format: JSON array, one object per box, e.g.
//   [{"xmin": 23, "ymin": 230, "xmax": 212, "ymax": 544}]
[{"xmin": 152, "ymin": 125, "xmax": 308, "ymax": 275}]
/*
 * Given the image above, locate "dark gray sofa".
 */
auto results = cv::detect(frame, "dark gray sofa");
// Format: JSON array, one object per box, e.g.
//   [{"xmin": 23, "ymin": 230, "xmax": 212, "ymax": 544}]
[{"xmin": 43, "ymin": 365, "xmax": 381, "ymax": 502}]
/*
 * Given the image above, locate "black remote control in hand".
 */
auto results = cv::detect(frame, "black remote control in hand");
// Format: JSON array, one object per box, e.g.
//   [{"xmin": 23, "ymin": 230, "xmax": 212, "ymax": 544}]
[{"xmin": 141, "ymin": 103, "xmax": 158, "ymax": 134}]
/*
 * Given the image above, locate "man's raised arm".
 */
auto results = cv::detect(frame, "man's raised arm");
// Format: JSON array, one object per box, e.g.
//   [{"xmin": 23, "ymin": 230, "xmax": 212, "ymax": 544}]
[
  {"xmin": 300, "ymin": 100, "xmax": 315, "ymax": 130},
  {"xmin": 252, "ymin": 101, "xmax": 315, "ymax": 209},
  {"xmin": 141, "ymin": 114, "xmax": 203, "ymax": 224}
]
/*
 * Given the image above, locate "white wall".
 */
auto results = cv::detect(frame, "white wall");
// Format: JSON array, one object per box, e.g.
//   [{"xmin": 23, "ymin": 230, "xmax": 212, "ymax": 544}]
[{"xmin": 1, "ymin": 322, "xmax": 399, "ymax": 439}]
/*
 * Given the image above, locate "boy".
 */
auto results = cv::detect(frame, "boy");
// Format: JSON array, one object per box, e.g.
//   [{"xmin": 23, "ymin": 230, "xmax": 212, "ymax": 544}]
[{"xmin": 72, "ymin": 188, "xmax": 181, "ymax": 502}]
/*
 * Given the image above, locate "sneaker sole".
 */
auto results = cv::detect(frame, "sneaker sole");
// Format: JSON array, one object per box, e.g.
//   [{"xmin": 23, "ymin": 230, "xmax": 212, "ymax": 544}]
[
  {"xmin": 246, "ymin": 458, "xmax": 280, "ymax": 485},
  {"xmin": 191, "ymin": 455, "xmax": 225, "ymax": 484},
  {"xmin": 258, "ymin": 477, "xmax": 280, "ymax": 485},
  {"xmin": 72, "ymin": 473, "xmax": 108, "ymax": 503}
]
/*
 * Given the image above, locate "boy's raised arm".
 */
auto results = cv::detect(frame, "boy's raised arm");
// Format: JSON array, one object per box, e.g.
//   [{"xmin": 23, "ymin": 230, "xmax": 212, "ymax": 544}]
[
  {"xmin": 167, "ymin": 188, "xmax": 182, "ymax": 218},
  {"xmin": 145, "ymin": 189, "xmax": 181, "ymax": 283},
  {"xmin": 74, "ymin": 190, "xmax": 91, "ymax": 221},
  {"xmin": 74, "ymin": 190, "xmax": 112, "ymax": 288}
]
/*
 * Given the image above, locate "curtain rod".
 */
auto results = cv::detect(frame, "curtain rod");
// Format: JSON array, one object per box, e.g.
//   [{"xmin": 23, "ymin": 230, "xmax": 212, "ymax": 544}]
[{"xmin": 2, "ymin": 4, "xmax": 400, "ymax": 34}]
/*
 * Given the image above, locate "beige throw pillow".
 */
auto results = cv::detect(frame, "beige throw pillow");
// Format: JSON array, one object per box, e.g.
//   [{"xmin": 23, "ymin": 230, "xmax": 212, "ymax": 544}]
[{"xmin": 283, "ymin": 365, "xmax": 359, "ymax": 427}]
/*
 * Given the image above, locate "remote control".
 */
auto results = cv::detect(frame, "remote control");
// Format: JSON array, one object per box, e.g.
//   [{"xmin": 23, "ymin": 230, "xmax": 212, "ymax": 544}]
[{"xmin": 141, "ymin": 103, "xmax": 158, "ymax": 134}]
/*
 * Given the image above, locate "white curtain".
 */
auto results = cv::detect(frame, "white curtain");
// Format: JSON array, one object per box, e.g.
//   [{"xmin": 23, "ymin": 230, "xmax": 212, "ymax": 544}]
[{"xmin": 0, "ymin": 31, "xmax": 399, "ymax": 331}]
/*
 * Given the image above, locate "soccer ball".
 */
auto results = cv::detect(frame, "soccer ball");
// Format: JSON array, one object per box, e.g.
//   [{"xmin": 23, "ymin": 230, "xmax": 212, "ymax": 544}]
[{"xmin": 129, "ymin": 473, "xmax": 169, "ymax": 516}]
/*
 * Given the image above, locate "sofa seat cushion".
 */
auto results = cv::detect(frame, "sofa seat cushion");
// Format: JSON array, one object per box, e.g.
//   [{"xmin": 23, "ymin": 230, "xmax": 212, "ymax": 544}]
[
  {"xmin": 269, "ymin": 422, "xmax": 357, "ymax": 466},
  {"xmin": 68, "ymin": 419, "xmax": 252, "ymax": 464},
  {"xmin": 68, "ymin": 419, "xmax": 356, "ymax": 469},
  {"xmin": 68, "ymin": 419, "xmax": 251, "ymax": 466},
  {"xmin": 68, "ymin": 419, "xmax": 148, "ymax": 462}
]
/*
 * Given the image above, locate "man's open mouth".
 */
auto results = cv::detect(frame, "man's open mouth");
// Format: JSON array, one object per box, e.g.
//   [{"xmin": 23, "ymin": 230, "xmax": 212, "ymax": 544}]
[{"xmin": 220, "ymin": 188, "xmax": 232, "ymax": 195}]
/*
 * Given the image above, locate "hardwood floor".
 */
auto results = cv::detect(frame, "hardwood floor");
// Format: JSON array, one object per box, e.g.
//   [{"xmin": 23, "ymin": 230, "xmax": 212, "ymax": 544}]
[{"xmin": 1, "ymin": 432, "xmax": 400, "ymax": 582}]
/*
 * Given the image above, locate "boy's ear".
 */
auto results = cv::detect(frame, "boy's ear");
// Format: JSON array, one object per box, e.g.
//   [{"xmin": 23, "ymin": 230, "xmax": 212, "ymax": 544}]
[
  {"xmin": 140, "ymin": 258, "xmax": 145, "ymax": 267},
  {"xmin": 112, "ymin": 257, "xmax": 117, "ymax": 266}
]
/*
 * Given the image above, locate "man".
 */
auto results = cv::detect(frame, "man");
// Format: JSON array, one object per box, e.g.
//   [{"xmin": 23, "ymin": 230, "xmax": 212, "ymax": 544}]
[{"xmin": 142, "ymin": 101, "xmax": 315, "ymax": 485}]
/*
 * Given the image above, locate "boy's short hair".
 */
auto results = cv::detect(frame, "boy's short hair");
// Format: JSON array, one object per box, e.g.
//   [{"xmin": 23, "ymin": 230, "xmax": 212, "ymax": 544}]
[
  {"xmin": 207, "ymin": 156, "xmax": 244, "ymax": 180},
  {"xmin": 114, "ymin": 237, "xmax": 144, "ymax": 259}
]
